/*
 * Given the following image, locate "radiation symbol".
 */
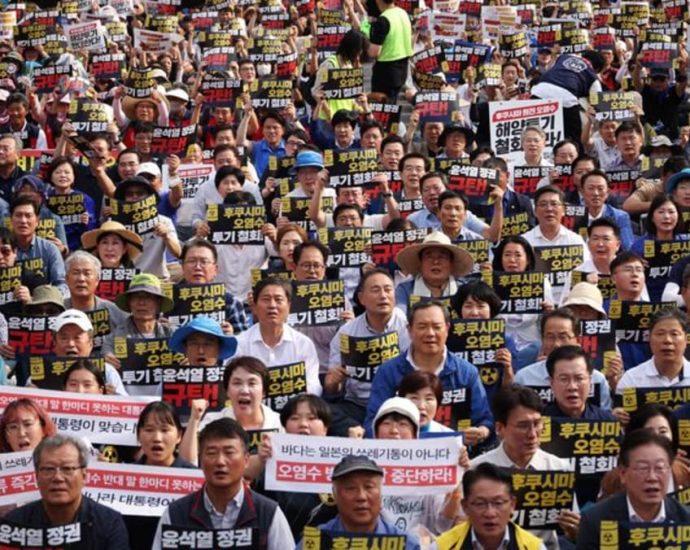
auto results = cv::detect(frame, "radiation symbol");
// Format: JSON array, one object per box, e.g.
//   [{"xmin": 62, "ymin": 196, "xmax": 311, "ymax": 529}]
[
  {"xmin": 481, "ymin": 366, "xmax": 499, "ymax": 386},
  {"xmin": 100, "ymin": 445, "xmax": 119, "ymax": 463}
]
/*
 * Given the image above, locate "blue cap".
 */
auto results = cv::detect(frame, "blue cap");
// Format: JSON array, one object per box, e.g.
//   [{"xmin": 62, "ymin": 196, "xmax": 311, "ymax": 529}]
[
  {"xmin": 169, "ymin": 316, "xmax": 237, "ymax": 360},
  {"xmin": 291, "ymin": 150, "xmax": 324, "ymax": 174},
  {"xmin": 13, "ymin": 175, "xmax": 46, "ymax": 196},
  {"xmin": 666, "ymin": 168, "xmax": 690, "ymax": 194}
]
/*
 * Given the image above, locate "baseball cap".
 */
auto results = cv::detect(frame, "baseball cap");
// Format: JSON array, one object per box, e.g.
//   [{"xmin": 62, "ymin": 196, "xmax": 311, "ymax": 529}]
[
  {"xmin": 137, "ymin": 162, "xmax": 162, "ymax": 179},
  {"xmin": 331, "ymin": 454, "xmax": 384, "ymax": 480},
  {"xmin": 53, "ymin": 309, "xmax": 93, "ymax": 333},
  {"xmin": 373, "ymin": 396, "xmax": 420, "ymax": 437}
]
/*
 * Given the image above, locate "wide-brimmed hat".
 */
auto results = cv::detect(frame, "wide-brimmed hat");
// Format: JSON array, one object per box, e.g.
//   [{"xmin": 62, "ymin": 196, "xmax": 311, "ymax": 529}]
[
  {"xmin": 290, "ymin": 150, "xmax": 324, "ymax": 174},
  {"xmin": 115, "ymin": 273, "xmax": 174, "ymax": 313},
  {"xmin": 81, "ymin": 220, "xmax": 143, "ymax": 262},
  {"xmin": 642, "ymin": 135, "xmax": 683, "ymax": 156},
  {"xmin": 121, "ymin": 86, "xmax": 170, "ymax": 121},
  {"xmin": 13, "ymin": 174, "xmax": 46, "ymax": 197},
  {"xmin": 438, "ymin": 123, "xmax": 475, "ymax": 149},
  {"xmin": 373, "ymin": 397, "xmax": 420, "ymax": 438},
  {"xmin": 26, "ymin": 285, "xmax": 65, "ymax": 312},
  {"xmin": 169, "ymin": 316, "xmax": 237, "ymax": 360},
  {"xmin": 331, "ymin": 454, "xmax": 384, "ymax": 481},
  {"xmin": 396, "ymin": 231, "xmax": 474, "ymax": 277},
  {"xmin": 113, "ymin": 176, "xmax": 159, "ymax": 202},
  {"xmin": 665, "ymin": 168, "xmax": 690, "ymax": 194},
  {"xmin": 562, "ymin": 282, "xmax": 606, "ymax": 317},
  {"xmin": 166, "ymin": 88, "xmax": 189, "ymax": 103}
]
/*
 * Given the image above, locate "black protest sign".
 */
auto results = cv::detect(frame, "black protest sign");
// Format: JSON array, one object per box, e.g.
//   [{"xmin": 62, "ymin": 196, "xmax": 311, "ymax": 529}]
[
  {"xmin": 597, "ymin": 522, "xmax": 690, "ymax": 550},
  {"xmin": 481, "ymin": 271, "xmax": 545, "ymax": 314},
  {"xmin": 322, "ymin": 67, "xmax": 364, "ymax": 100},
  {"xmin": 509, "ymin": 470, "xmax": 576, "ymax": 529},
  {"xmin": 200, "ymin": 76, "xmax": 243, "ymax": 109},
  {"xmin": 207, "ymin": 204, "xmax": 266, "ymax": 245},
  {"xmin": 608, "ymin": 169, "xmax": 640, "ymax": 202},
  {"xmin": 89, "ymin": 53, "xmax": 126, "ymax": 81},
  {"xmin": 570, "ymin": 271, "xmax": 616, "ymax": 301},
  {"xmin": 370, "ymin": 228, "xmax": 429, "ymax": 272},
  {"xmin": 0, "ymin": 520, "xmax": 90, "ymax": 549},
  {"xmin": 455, "ymin": 239, "xmax": 491, "ymax": 268},
  {"xmin": 32, "ymin": 64, "xmax": 72, "ymax": 94},
  {"xmin": 592, "ymin": 26, "xmax": 617, "ymax": 51},
  {"xmin": 642, "ymin": 239, "xmax": 690, "ymax": 282},
  {"xmin": 621, "ymin": 385, "xmax": 690, "ymax": 413},
  {"xmin": 501, "ymin": 211, "xmax": 533, "ymax": 237},
  {"xmin": 435, "ymin": 387, "xmax": 472, "ymax": 431},
  {"xmin": 275, "ymin": 52, "xmax": 299, "ymax": 78},
  {"xmin": 639, "ymin": 41, "xmax": 678, "ymax": 69},
  {"xmin": 324, "ymin": 148, "xmax": 379, "ymax": 188},
  {"xmin": 202, "ymin": 47, "xmax": 237, "ymax": 72},
  {"xmin": 609, "ymin": 300, "xmax": 675, "ymax": 343},
  {"xmin": 499, "ymin": 31, "xmax": 528, "ymax": 58},
  {"xmin": 162, "ymin": 366, "xmax": 224, "ymax": 419},
  {"xmin": 147, "ymin": 14, "xmax": 178, "ymax": 34},
  {"xmin": 288, "ymin": 280, "xmax": 346, "ymax": 327},
  {"xmin": 247, "ymin": 38, "xmax": 282, "ymax": 63},
  {"xmin": 246, "ymin": 428, "xmax": 279, "ymax": 455},
  {"xmin": 191, "ymin": 11, "xmax": 218, "ymax": 32},
  {"xmin": 264, "ymin": 362, "xmax": 308, "ymax": 411},
  {"xmin": 560, "ymin": 28, "xmax": 590, "ymax": 54},
  {"xmin": 95, "ymin": 267, "xmax": 138, "ymax": 302},
  {"xmin": 264, "ymin": 155, "xmax": 296, "ymax": 182},
  {"xmin": 580, "ymin": 319, "xmax": 617, "ymax": 373},
  {"xmin": 251, "ymin": 267, "xmax": 294, "ymax": 287},
  {"xmin": 535, "ymin": 245, "xmax": 584, "ymax": 288},
  {"xmin": 250, "ymin": 78, "xmax": 292, "ymax": 110},
  {"xmin": 47, "ymin": 192, "xmax": 86, "ymax": 230},
  {"xmin": 279, "ymin": 196, "xmax": 334, "ymax": 232},
  {"xmin": 446, "ymin": 164, "xmax": 499, "ymax": 205},
  {"xmin": 86, "ymin": 308, "xmax": 111, "ymax": 351},
  {"xmin": 447, "ymin": 318, "xmax": 505, "ymax": 364},
  {"xmin": 411, "ymin": 67, "xmax": 446, "ymax": 92},
  {"xmin": 478, "ymin": 63, "xmax": 503, "ymax": 87},
  {"xmin": 512, "ymin": 166, "xmax": 552, "ymax": 198},
  {"xmin": 316, "ymin": 24, "xmax": 352, "ymax": 59},
  {"xmin": 110, "ymin": 194, "xmax": 159, "ymax": 236},
  {"xmin": 301, "ymin": 527, "xmax": 406, "ymax": 550},
  {"xmin": 115, "ymin": 337, "xmax": 186, "ymax": 387},
  {"xmin": 124, "ymin": 67, "xmax": 157, "ymax": 99},
  {"xmin": 458, "ymin": 0, "xmax": 483, "ymax": 15},
  {"xmin": 259, "ymin": 5, "xmax": 290, "ymax": 29},
  {"xmin": 165, "ymin": 283, "xmax": 226, "ymax": 328},
  {"xmin": 443, "ymin": 41, "xmax": 492, "ymax": 84},
  {"xmin": 512, "ymin": 4, "xmax": 538, "ymax": 26},
  {"xmin": 663, "ymin": 0, "xmax": 689, "ymax": 22},
  {"xmin": 7, "ymin": 314, "xmax": 55, "ymax": 355},
  {"xmin": 151, "ymin": 124, "xmax": 197, "ymax": 157},
  {"xmin": 552, "ymin": 164, "xmax": 576, "ymax": 195},
  {"xmin": 369, "ymin": 102, "xmax": 402, "ymax": 135},
  {"xmin": 30, "ymin": 356, "xmax": 106, "ymax": 391},
  {"xmin": 561, "ymin": 205, "xmax": 588, "ymax": 239},
  {"xmin": 412, "ymin": 45, "xmax": 446, "ymax": 77},
  {"xmin": 537, "ymin": 24, "xmax": 562, "ymax": 48},
  {"xmin": 413, "ymin": 91, "xmax": 461, "ymax": 124},
  {"xmin": 0, "ymin": 265, "xmax": 20, "ymax": 305},
  {"xmin": 160, "ymin": 526, "xmax": 258, "ymax": 549},
  {"xmin": 68, "ymin": 98, "xmax": 110, "ymax": 135},
  {"xmin": 317, "ymin": 227, "xmax": 371, "ymax": 268},
  {"xmin": 198, "ymin": 31, "xmax": 234, "ymax": 49},
  {"xmin": 526, "ymin": 383, "xmax": 602, "ymax": 408},
  {"xmin": 340, "ymin": 332, "xmax": 400, "ymax": 383},
  {"xmin": 591, "ymin": 90, "xmax": 637, "ymax": 123}
]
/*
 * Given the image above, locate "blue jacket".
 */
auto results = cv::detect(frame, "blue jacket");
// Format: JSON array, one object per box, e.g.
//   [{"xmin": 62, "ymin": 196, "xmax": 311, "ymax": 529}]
[
  {"xmin": 364, "ymin": 349, "xmax": 494, "ymax": 438},
  {"xmin": 600, "ymin": 204, "xmax": 635, "ymax": 251}
]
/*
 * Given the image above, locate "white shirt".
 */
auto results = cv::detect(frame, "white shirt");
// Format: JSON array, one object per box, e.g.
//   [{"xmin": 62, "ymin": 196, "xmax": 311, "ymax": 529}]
[
  {"xmin": 235, "ymin": 323, "xmax": 322, "ymax": 396},
  {"xmin": 627, "ymin": 494, "xmax": 667, "ymax": 523},
  {"xmin": 616, "ymin": 357, "xmax": 690, "ymax": 394},
  {"xmin": 134, "ymin": 214, "xmax": 179, "ymax": 280},
  {"xmin": 190, "ymin": 177, "xmax": 263, "ymax": 228},
  {"xmin": 215, "ymin": 240, "xmax": 270, "ymax": 301}
]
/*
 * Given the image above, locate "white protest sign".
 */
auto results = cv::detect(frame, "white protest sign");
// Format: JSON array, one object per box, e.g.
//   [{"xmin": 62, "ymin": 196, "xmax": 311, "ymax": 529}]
[
  {"xmin": 266, "ymin": 434, "xmax": 461, "ymax": 496},
  {"xmin": 162, "ymin": 163, "xmax": 214, "ymax": 199},
  {"xmin": 0, "ymin": 451, "xmax": 36, "ymax": 507},
  {"xmin": 64, "ymin": 21, "xmax": 106, "ymax": 52},
  {"xmin": 489, "ymin": 99, "xmax": 564, "ymax": 164},
  {"xmin": 0, "ymin": 386, "xmax": 156, "ymax": 446},
  {"xmin": 133, "ymin": 27, "xmax": 183, "ymax": 53}
]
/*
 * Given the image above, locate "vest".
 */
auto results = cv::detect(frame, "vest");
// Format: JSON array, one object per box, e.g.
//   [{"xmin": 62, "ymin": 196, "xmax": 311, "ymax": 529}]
[
  {"xmin": 378, "ymin": 6, "xmax": 413, "ymax": 62},
  {"xmin": 538, "ymin": 54, "xmax": 597, "ymax": 98},
  {"xmin": 435, "ymin": 520, "xmax": 543, "ymax": 550},
  {"xmin": 167, "ymin": 485, "xmax": 277, "ymax": 550},
  {"xmin": 320, "ymin": 56, "xmax": 357, "ymax": 120}
]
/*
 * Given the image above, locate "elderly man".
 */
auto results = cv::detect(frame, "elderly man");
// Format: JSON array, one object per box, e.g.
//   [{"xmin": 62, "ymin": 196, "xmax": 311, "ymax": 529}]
[
  {"xmin": 153, "ymin": 418, "xmax": 293, "ymax": 550},
  {"xmin": 0, "ymin": 133, "xmax": 26, "ymax": 203},
  {"xmin": 364, "ymin": 301, "xmax": 493, "ymax": 444},
  {"xmin": 576, "ymin": 430, "xmax": 690, "ymax": 549},
  {"xmin": 297, "ymin": 455, "xmax": 421, "ymax": 550},
  {"xmin": 5, "ymin": 435, "xmax": 129, "ymax": 549}
]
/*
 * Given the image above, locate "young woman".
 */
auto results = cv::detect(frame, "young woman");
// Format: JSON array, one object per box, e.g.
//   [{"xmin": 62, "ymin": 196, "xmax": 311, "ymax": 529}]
[
  {"xmin": 62, "ymin": 359, "xmax": 106, "ymax": 394},
  {"xmin": 136, "ymin": 401, "xmax": 195, "ymax": 468},
  {"xmin": 0, "ymin": 399, "xmax": 56, "ymax": 453},
  {"xmin": 272, "ymin": 223, "xmax": 308, "ymax": 272}
]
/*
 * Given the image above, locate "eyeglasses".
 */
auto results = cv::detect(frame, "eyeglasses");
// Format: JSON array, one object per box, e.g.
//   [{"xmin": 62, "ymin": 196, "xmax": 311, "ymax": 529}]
[
  {"xmin": 543, "ymin": 333, "xmax": 575, "ymax": 344},
  {"xmin": 554, "ymin": 376, "xmax": 589, "ymax": 387},
  {"xmin": 183, "ymin": 258, "xmax": 214, "ymax": 267},
  {"xmin": 467, "ymin": 499, "xmax": 511, "ymax": 511},
  {"xmin": 536, "ymin": 201, "xmax": 563, "ymax": 209},
  {"xmin": 5, "ymin": 419, "xmax": 38, "ymax": 433},
  {"xmin": 615, "ymin": 266, "xmax": 645, "ymax": 275},
  {"xmin": 297, "ymin": 262, "xmax": 325, "ymax": 271},
  {"xmin": 629, "ymin": 463, "xmax": 670, "ymax": 477},
  {"xmin": 589, "ymin": 236, "xmax": 617, "ymax": 243},
  {"xmin": 511, "ymin": 419, "xmax": 543, "ymax": 434},
  {"xmin": 37, "ymin": 465, "xmax": 83, "ymax": 478}
]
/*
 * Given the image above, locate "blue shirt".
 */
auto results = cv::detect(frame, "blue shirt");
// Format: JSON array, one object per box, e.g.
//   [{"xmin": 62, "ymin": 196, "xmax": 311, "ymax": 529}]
[
  {"xmin": 406, "ymin": 207, "xmax": 487, "ymax": 235},
  {"xmin": 296, "ymin": 515, "xmax": 421, "ymax": 550},
  {"xmin": 15, "ymin": 235, "xmax": 67, "ymax": 296},
  {"xmin": 251, "ymin": 138, "xmax": 285, "ymax": 180}
]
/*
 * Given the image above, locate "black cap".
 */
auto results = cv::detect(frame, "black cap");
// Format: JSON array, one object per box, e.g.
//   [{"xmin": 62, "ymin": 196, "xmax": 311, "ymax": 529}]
[
  {"xmin": 331, "ymin": 454, "xmax": 384, "ymax": 480},
  {"xmin": 113, "ymin": 176, "xmax": 159, "ymax": 202},
  {"xmin": 438, "ymin": 123, "xmax": 475, "ymax": 148}
]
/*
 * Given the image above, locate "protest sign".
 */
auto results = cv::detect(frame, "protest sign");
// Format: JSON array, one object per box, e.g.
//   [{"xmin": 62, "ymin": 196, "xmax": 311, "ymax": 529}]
[
  {"xmin": 110, "ymin": 194, "xmax": 159, "ymax": 236},
  {"xmin": 369, "ymin": 102, "xmax": 402, "ymax": 135},
  {"xmin": 32, "ymin": 64, "xmax": 72, "ymax": 95},
  {"xmin": 340, "ymin": 332, "xmax": 400, "ymax": 383},
  {"xmin": 265, "ymin": 434, "xmax": 460, "ymax": 495},
  {"xmin": 68, "ymin": 98, "xmax": 110, "ymax": 135},
  {"xmin": 570, "ymin": 271, "xmax": 615, "ymax": 301},
  {"xmin": 597, "ymin": 522, "xmax": 690, "ymax": 549},
  {"xmin": 621, "ymin": 386, "xmax": 690, "ymax": 412},
  {"xmin": 317, "ymin": 227, "xmax": 371, "ymax": 268},
  {"xmin": 163, "ymin": 163, "xmax": 213, "ymax": 201},
  {"xmin": 207, "ymin": 204, "xmax": 266, "ymax": 245},
  {"xmin": 201, "ymin": 47, "xmax": 237, "ymax": 71},
  {"xmin": 446, "ymin": 164, "xmax": 499, "ymax": 206},
  {"xmin": 482, "ymin": 271, "xmax": 545, "ymax": 314},
  {"xmin": 159, "ymin": 527, "xmax": 257, "ymax": 549},
  {"xmin": 639, "ymin": 41, "xmax": 678, "ymax": 69},
  {"xmin": 249, "ymin": 78, "xmax": 292, "ymax": 109},
  {"xmin": 412, "ymin": 45, "xmax": 446, "ymax": 77},
  {"xmin": 165, "ymin": 283, "xmax": 226, "ymax": 328},
  {"xmin": 302, "ymin": 527, "xmax": 406, "ymax": 550},
  {"xmin": 151, "ymin": 124, "xmax": 197, "ymax": 157},
  {"xmin": 607, "ymin": 169, "xmax": 640, "ymax": 202},
  {"xmin": 324, "ymin": 148, "xmax": 379, "ymax": 188},
  {"xmin": 264, "ymin": 362, "xmax": 308, "ymax": 412},
  {"xmin": 0, "ymin": 265, "xmax": 20, "ymax": 305},
  {"xmin": 64, "ymin": 20, "xmax": 105, "ymax": 51},
  {"xmin": 46, "ymin": 192, "xmax": 87, "ymax": 232},
  {"xmin": 608, "ymin": 300, "xmax": 675, "ymax": 343},
  {"xmin": 116, "ymin": 337, "xmax": 186, "ymax": 387},
  {"xmin": 509, "ymin": 470, "xmax": 576, "ymax": 529},
  {"xmin": 489, "ymin": 99, "xmax": 564, "ymax": 164},
  {"xmin": 512, "ymin": 166, "xmax": 552, "ymax": 198},
  {"xmin": 123, "ymin": 67, "xmax": 158, "ymax": 99},
  {"xmin": 499, "ymin": 30, "xmax": 528, "ymax": 58},
  {"xmin": 89, "ymin": 52, "xmax": 126, "ymax": 81},
  {"xmin": 447, "ymin": 319, "xmax": 505, "ymax": 366},
  {"xmin": 280, "ymin": 196, "xmax": 334, "ymax": 233},
  {"xmin": 413, "ymin": 91, "xmax": 461, "ymax": 124},
  {"xmin": 444, "ymin": 41, "xmax": 492, "ymax": 83},
  {"xmin": 7, "ymin": 313, "xmax": 55, "ymax": 356},
  {"xmin": 534, "ymin": 245, "xmax": 584, "ymax": 288},
  {"xmin": 370, "ymin": 228, "xmax": 430, "ymax": 272},
  {"xmin": 288, "ymin": 280, "xmax": 346, "ymax": 327},
  {"xmin": 477, "ymin": 63, "xmax": 503, "ymax": 87},
  {"xmin": 322, "ymin": 67, "xmax": 364, "ymax": 100},
  {"xmin": 0, "ymin": 386, "xmax": 155, "ymax": 445},
  {"xmin": 641, "ymin": 239, "xmax": 690, "ymax": 283},
  {"xmin": 95, "ymin": 267, "xmax": 138, "ymax": 302},
  {"xmin": 590, "ymin": 91, "xmax": 637, "ymax": 123},
  {"xmin": 30, "ymin": 356, "xmax": 106, "ymax": 391},
  {"xmin": 434, "ymin": 386, "xmax": 472, "ymax": 431},
  {"xmin": 0, "ymin": 519, "xmax": 88, "ymax": 548},
  {"xmin": 316, "ymin": 24, "xmax": 352, "ymax": 59},
  {"xmin": 199, "ymin": 76, "xmax": 243, "ymax": 109},
  {"xmin": 592, "ymin": 26, "xmax": 617, "ymax": 50},
  {"xmin": 162, "ymin": 366, "xmax": 224, "ymax": 419},
  {"xmin": 580, "ymin": 319, "xmax": 618, "ymax": 373}
]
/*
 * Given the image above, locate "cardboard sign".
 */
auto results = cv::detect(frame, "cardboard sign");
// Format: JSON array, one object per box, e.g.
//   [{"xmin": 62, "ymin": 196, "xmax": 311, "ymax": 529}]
[
  {"xmin": 317, "ymin": 227, "xmax": 371, "ymax": 268},
  {"xmin": 288, "ymin": 280, "xmax": 346, "ymax": 327},
  {"xmin": 264, "ymin": 362, "xmax": 308, "ymax": 411},
  {"xmin": 509, "ymin": 470, "xmax": 576, "ymax": 529},
  {"xmin": 535, "ymin": 245, "xmax": 584, "ymax": 288},
  {"xmin": 200, "ymin": 76, "xmax": 243, "ymax": 108},
  {"xmin": 324, "ymin": 148, "xmax": 379, "ymax": 188},
  {"xmin": 110, "ymin": 194, "xmax": 159, "ymax": 236},
  {"xmin": 482, "ymin": 271, "xmax": 545, "ymax": 314},
  {"xmin": 95, "ymin": 267, "xmax": 138, "ymax": 302},
  {"xmin": 265, "ymin": 434, "xmax": 460, "ymax": 495},
  {"xmin": 165, "ymin": 283, "xmax": 226, "ymax": 328},
  {"xmin": 207, "ymin": 204, "xmax": 266, "ymax": 245},
  {"xmin": 162, "ymin": 366, "xmax": 223, "ymax": 418},
  {"xmin": 116, "ymin": 337, "xmax": 186, "ymax": 387},
  {"xmin": 609, "ymin": 300, "xmax": 675, "ymax": 343},
  {"xmin": 340, "ymin": 332, "xmax": 400, "ymax": 383},
  {"xmin": 370, "ymin": 228, "xmax": 429, "ymax": 272},
  {"xmin": 322, "ymin": 67, "xmax": 364, "ymax": 100}
]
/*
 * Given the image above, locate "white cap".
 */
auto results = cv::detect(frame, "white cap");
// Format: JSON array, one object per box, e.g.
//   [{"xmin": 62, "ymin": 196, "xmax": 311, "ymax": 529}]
[
  {"xmin": 373, "ymin": 397, "xmax": 420, "ymax": 437},
  {"xmin": 137, "ymin": 162, "xmax": 162, "ymax": 178},
  {"xmin": 54, "ymin": 309, "xmax": 93, "ymax": 333},
  {"xmin": 166, "ymin": 88, "xmax": 189, "ymax": 103},
  {"xmin": 0, "ymin": 89, "xmax": 9, "ymax": 102}
]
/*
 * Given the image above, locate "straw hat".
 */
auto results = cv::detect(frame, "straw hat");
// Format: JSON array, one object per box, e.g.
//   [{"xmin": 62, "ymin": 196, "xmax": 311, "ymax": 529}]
[
  {"xmin": 396, "ymin": 231, "xmax": 474, "ymax": 277},
  {"xmin": 562, "ymin": 282, "xmax": 606, "ymax": 317},
  {"xmin": 81, "ymin": 220, "xmax": 143, "ymax": 263},
  {"xmin": 121, "ymin": 83, "xmax": 170, "ymax": 121}
]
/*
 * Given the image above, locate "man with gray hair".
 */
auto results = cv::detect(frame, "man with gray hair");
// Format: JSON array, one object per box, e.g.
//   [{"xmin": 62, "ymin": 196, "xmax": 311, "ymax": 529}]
[
  {"xmin": 0, "ymin": 133, "xmax": 25, "ymax": 203},
  {"xmin": 5, "ymin": 434, "xmax": 130, "ymax": 549},
  {"xmin": 64, "ymin": 251, "xmax": 126, "ymax": 352}
]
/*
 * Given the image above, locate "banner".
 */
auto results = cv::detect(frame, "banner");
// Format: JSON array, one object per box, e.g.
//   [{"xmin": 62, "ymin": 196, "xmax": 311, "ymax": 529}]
[
  {"xmin": 162, "ymin": 366, "xmax": 224, "ymax": 419},
  {"xmin": 489, "ymin": 99, "xmax": 564, "ymax": 164},
  {"xmin": 317, "ymin": 228, "xmax": 371, "ymax": 268},
  {"xmin": 115, "ymin": 337, "xmax": 185, "ymax": 387},
  {"xmin": 30, "ymin": 356, "xmax": 105, "ymax": 391},
  {"xmin": 165, "ymin": 283, "xmax": 226, "ymax": 328},
  {"xmin": 207, "ymin": 205, "xmax": 265, "ymax": 245},
  {"xmin": 509, "ymin": 470, "xmax": 576, "ymax": 529},
  {"xmin": 322, "ymin": 67, "xmax": 364, "ymax": 100},
  {"xmin": 159, "ymin": 527, "xmax": 257, "ymax": 549},
  {"xmin": 110, "ymin": 194, "xmax": 159, "ymax": 236},
  {"xmin": 264, "ymin": 362, "xmax": 307, "ymax": 411},
  {"xmin": 95, "ymin": 267, "xmax": 138, "ymax": 302},
  {"xmin": 482, "ymin": 271, "xmax": 545, "ymax": 314},
  {"xmin": 0, "ymin": 386, "xmax": 155, "ymax": 445},
  {"xmin": 340, "ymin": 332, "xmax": 400, "ymax": 383},
  {"xmin": 288, "ymin": 280, "xmax": 345, "ymax": 327},
  {"xmin": 535, "ymin": 245, "xmax": 584, "ymax": 288},
  {"xmin": 265, "ymin": 434, "xmax": 460, "ymax": 495}
]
